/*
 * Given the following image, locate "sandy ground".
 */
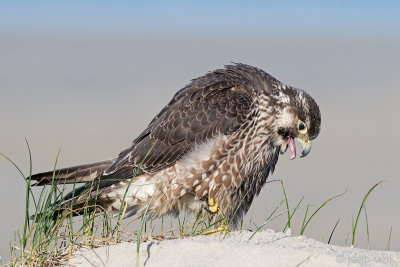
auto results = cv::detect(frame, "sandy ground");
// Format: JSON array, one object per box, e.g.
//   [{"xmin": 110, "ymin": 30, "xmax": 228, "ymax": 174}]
[{"xmin": 68, "ymin": 230, "xmax": 400, "ymax": 267}]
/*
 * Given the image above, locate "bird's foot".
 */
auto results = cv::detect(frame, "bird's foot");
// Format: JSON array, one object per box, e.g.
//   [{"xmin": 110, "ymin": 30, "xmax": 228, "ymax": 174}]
[{"xmin": 208, "ymin": 198, "xmax": 219, "ymax": 213}]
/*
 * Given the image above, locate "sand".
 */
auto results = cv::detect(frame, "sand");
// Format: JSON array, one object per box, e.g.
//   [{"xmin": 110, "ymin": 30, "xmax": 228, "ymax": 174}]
[{"xmin": 68, "ymin": 229, "xmax": 400, "ymax": 267}]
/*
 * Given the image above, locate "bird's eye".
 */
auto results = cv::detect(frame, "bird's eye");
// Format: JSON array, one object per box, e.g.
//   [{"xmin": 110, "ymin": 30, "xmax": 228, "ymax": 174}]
[{"xmin": 298, "ymin": 120, "xmax": 307, "ymax": 133}]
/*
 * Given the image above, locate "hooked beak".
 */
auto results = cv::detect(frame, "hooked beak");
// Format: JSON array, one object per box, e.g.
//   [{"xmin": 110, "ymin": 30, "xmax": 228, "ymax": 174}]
[{"xmin": 297, "ymin": 137, "xmax": 312, "ymax": 158}]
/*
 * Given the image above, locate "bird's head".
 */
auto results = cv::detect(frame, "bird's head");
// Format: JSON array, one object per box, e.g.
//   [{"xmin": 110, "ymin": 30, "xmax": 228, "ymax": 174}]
[{"xmin": 273, "ymin": 87, "xmax": 321, "ymax": 159}]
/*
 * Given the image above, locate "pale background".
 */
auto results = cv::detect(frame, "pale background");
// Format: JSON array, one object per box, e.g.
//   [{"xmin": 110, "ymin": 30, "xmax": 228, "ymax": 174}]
[{"xmin": 1, "ymin": 0, "xmax": 400, "ymax": 262}]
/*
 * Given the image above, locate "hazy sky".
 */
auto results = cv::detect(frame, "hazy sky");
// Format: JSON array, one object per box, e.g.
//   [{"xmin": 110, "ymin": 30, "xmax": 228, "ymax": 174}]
[
  {"xmin": 1, "ymin": 1, "xmax": 400, "ymax": 262},
  {"xmin": 0, "ymin": 1, "xmax": 399, "ymax": 37}
]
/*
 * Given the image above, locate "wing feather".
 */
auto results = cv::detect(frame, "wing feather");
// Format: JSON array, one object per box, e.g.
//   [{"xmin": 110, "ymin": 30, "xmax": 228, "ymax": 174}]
[{"xmin": 104, "ymin": 68, "xmax": 257, "ymax": 176}]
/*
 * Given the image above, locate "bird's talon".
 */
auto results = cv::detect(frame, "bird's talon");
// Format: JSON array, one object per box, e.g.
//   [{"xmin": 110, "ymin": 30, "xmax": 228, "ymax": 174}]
[{"xmin": 208, "ymin": 198, "xmax": 219, "ymax": 213}]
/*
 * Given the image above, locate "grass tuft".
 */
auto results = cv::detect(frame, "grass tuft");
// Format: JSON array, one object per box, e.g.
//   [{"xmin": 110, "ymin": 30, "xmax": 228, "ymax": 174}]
[{"xmin": 1, "ymin": 143, "xmax": 393, "ymax": 265}]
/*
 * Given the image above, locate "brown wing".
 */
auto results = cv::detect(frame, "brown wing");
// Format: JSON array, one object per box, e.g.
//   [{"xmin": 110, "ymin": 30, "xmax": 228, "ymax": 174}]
[{"xmin": 104, "ymin": 69, "xmax": 257, "ymax": 177}]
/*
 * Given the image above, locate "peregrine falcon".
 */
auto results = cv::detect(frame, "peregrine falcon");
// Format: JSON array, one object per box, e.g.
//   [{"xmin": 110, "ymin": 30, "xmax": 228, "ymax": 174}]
[{"xmin": 30, "ymin": 63, "xmax": 321, "ymax": 226}]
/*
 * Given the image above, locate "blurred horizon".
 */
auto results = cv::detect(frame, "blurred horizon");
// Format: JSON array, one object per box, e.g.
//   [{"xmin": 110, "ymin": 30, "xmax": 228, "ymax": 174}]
[{"xmin": 1, "ymin": 0, "xmax": 400, "ymax": 262}]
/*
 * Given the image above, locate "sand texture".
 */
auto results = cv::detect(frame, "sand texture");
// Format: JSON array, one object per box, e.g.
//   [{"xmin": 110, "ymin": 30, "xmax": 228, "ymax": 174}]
[{"xmin": 68, "ymin": 229, "xmax": 400, "ymax": 267}]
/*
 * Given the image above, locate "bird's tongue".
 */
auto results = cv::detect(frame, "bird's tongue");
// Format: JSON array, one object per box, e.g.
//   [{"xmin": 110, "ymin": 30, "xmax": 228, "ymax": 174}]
[{"xmin": 287, "ymin": 137, "xmax": 296, "ymax": 160}]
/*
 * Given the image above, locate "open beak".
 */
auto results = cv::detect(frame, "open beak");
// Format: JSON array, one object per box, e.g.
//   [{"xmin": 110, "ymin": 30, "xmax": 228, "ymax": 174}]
[
  {"xmin": 280, "ymin": 136, "xmax": 312, "ymax": 159},
  {"xmin": 297, "ymin": 138, "xmax": 312, "ymax": 158}
]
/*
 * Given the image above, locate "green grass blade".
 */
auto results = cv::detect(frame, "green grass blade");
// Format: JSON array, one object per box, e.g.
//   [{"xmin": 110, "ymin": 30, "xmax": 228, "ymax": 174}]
[
  {"xmin": 22, "ymin": 139, "xmax": 33, "ymax": 252},
  {"xmin": 300, "ymin": 204, "xmax": 310, "ymax": 236},
  {"xmin": 363, "ymin": 205, "xmax": 370, "ymax": 250},
  {"xmin": 300, "ymin": 188, "xmax": 347, "ymax": 235},
  {"xmin": 385, "ymin": 226, "xmax": 392, "ymax": 251},
  {"xmin": 249, "ymin": 199, "xmax": 285, "ymax": 240},
  {"xmin": 280, "ymin": 180, "xmax": 291, "ymax": 229},
  {"xmin": 328, "ymin": 218, "xmax": 340, "ymax": 244},
  {"xmin": 114, "ymin": 144, "xmax": 155, "ymax": 236},
  {"xmin": 283, "ymin": 196, "xmax": 304, "ymax": 232},
  {"xmin": 352, "ymin": 180, "xmax": 383, "ymax": 246},
  {"xmin": 136, "ymin": 194, "xmax": 155, "ymax": 267},
  {"xmin": 0, "ymin": 151, "xmax": 37, "ymax": 205}
]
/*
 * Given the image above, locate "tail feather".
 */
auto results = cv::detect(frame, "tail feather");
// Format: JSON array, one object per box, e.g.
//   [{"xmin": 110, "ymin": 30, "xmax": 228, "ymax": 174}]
[
  {"xmin": 29, "ymin": 159, "xmax": 115, "ymax": 186},
  {"xmin": 30, "ymin": 178, "xmax": 115, "ymax": 220},
  {"xmin": 28, "ymin": 158, "xmax": 147, "ymax": 220}
]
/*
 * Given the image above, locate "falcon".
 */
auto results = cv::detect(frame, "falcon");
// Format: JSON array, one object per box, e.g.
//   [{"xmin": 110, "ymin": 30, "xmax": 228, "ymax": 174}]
[{"xmin": 30, "ymin": 63, "xmax": 321, "ymax": 227}]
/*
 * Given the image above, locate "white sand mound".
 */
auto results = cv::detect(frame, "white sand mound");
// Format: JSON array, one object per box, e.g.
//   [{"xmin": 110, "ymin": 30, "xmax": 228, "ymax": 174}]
[{"xmin": 69, "ymin": 229, "xmax": 400, "ymax": 267}]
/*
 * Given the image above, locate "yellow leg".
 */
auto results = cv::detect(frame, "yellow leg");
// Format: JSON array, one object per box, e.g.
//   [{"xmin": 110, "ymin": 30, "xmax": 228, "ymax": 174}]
[
  {"xmin": 208, "ymin": 198, "xmax": 219, "ymax": 213},
  {"xmin": 202, "ymin": 198, "xmax": 229, "ymax": 235}
]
